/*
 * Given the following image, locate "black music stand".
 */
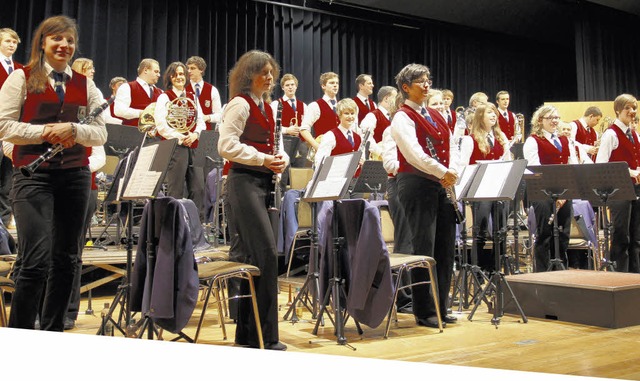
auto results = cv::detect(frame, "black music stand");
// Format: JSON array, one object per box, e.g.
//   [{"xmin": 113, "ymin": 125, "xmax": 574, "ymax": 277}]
[
  {"xmin": 302, "ymin": 151, "xmax": 362, "ymax": 349},
  {"xmin": 463, "ymin": 160, "xmax": 528, "ymax": 327},
  {"xmin": 105, "ymin": 124, "xmax": 149, "ymax": 158},
  {"xmin": 573, "ymin": 162, "xmax": 636, "ymax": 271},
  {"xmin": 349, "ymin": 160, "xmax": 387, "ymax": 200}
]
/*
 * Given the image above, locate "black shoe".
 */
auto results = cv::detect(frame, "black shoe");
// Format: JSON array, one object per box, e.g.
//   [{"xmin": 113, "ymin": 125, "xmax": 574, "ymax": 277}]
[
  {"xmin": 442, "ymin": 315, "xmax": 458, "ymax": 324},
  {"xmin": 63, "ymin": 317, "xmax": 76, "ymax": 330},
  {"xmin": 397, "ymin": 305, "xmax": 413, "ymax": 314},
  {"xmin": 34, "ymin": 318, "xmax": 40, "ymax": 330},
  {"xmin": 415, "ymin": 316, "xmax": 445, "ymax": 329},
  {"xmin": 264, "ymin": 342, "xmax": 287, "ymax": 351}
]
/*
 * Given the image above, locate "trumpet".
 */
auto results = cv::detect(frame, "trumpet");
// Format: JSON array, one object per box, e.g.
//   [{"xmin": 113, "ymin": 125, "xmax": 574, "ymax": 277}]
[
  {"xmin": 20, "ymin": 96, "xmax": 115, "ymax": 177},
  {"xmin": 290, "ymin": 111, "xmax": 299, "ymax": 129}
]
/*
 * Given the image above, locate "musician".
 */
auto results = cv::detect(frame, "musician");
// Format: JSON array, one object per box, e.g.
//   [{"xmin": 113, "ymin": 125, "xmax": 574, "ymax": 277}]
[
  {"xmin": 595, "ymin": 94, "xmax": 640, "ymax": 273},
  {"xmin": 558, "ymin": 121, "xmax": 593, "ymax": 164},
  {"xmin": 0, "ymin": 15, "xmax": 107, "ymax": 330},
  {"xmin": 459, "ymin": 102, "xmax": 510, "ymax": 272},
  {"xmin": 354, "ymin": 73, "xmax": 376, "ymax": 124},
  {"xmin": 391, "ymin": 63, "xmax": 459, "ymax": 328},
  {"xmin": 569, "ymin": 106, "xmax": 602, "ymax": 159},
  {"xmin": 0, "ymin": 28, "xmax": 22, "ymax": 228},
  {"xmin": 105, "ymin": 76, "xmax": 126, "ymax": 124},
  {"xmin": 270, "ymin": 73, "xmax": 307, "ymax": 168},
  {"xmin": 313, "ymin": 98, "xmax": 367, "ymax": 170},
  {"xmin": 155, "ymin": 62, "xmax": 206, "ymax": 221},
  {"xmin": 186, "ymin": 56, "xmax": 223, "ymax": 131},
  {"xmin": 360, "ymin": 86, "xmax": 395, "ymax": 144},
  {"xmin": 218, "ymin": 50, "xmax": 288, "ymax": 350},
  {"xmin": 496, "ymin": 91, "xmax": 517, "ymax": 141},
  {"xmin": 442, "ymin": 89, "xmax": 457, "ymax": 132},
  {"xmin": 299, "ymin": 72, "xmax": 340, "ymax": 153},
  {"xmin": 114, "ymin": 58, "xmax": 162, "ymax": 126},
  {"xmin": 426, "ymin": 89, "xmax": 447, "ymax": 120},
  {"xmin": 523, "ymin": 105, "xmax": 574, "ymax": 272}
]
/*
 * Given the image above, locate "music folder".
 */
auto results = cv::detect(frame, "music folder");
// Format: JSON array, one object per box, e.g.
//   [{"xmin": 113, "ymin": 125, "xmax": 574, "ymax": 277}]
[
  {"xmin": 461, "ymin": 159, "xmax": 527, "ymax": 202},
  {"xmin": 120, "ymin": 139, "xmax": 178, "ymax": 200},
  {"xmin": 302, "ymin": 151, "xmax": 362, "ymax": 203}
]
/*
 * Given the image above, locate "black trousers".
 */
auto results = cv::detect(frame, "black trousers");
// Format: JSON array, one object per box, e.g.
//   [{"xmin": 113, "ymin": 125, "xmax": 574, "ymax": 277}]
[
  {"xmin": 609, "ymin": 189, "xmax": 640, "ymax": 273},
  {"xmin": 397, "ymin": 173, "xmax": 455, "ymax": 319},
  {"xmin": 386, "ymin": 176, "xmax": 413, "ymax": 254},
  {"xmin": 226, "ymin": 168, "xmax": 280, "ymax": 346},
  {"xmin": 9, "ymin": 167, "xmax": 91, "ymax": 331},
  {"xmin": 165, "ymin": 144, "xmax": 205, "ymax": 222},
  {"xmin": 0, "ymin": 155, "xmax": 13, "ymax": 226},
  {"xmin": 531, "ymin": 199, "xmax": 572, "ymax": 272}
]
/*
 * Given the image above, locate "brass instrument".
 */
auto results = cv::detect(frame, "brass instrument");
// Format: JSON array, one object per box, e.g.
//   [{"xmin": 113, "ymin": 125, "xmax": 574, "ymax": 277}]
[
  {"xmin": 138, "ymin": 102, "xmax": 157, "ymax": 137},
  {"xmin": 306, "ymin": 134, "xmax": 323, "ymax": 163},
  {"xmin": 290, "ymin": 111, "xmax": 299, "ymax": 129},
  {"xmin": 515, "ymin": 113, "xmax": 525, "ymax": 143},
  {"xmin": 137, "ymin": 96, "xmax": 197, "ymax": 139}
]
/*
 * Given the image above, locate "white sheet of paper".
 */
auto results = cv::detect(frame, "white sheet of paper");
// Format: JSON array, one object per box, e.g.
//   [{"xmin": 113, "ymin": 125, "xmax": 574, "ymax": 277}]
[
  {"xmin": 123, "ymin": 145, "xmax": 162, "ymax": 198},
  {"xmin": 474, "ymin": 161, "xmax": 514, "ymax": 198},
  {"xmin": 326, "ymin": 154, "xmax": 352, "ymax": 178},
  {"xmin": 312, "ymin": 178, "xmax": 348, "ymax": 198}
]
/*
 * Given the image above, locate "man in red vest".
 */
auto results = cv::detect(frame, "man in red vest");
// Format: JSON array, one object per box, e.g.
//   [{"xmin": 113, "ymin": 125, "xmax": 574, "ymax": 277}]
[
  {"xmin": 496, "ymin": 90, "xmax": 516, "ymax": 141},
  {"xmin": 569, "ymin": 106, "xmax": 602, "ymax": 160},
  {"xmin": 354, "ymin": 73, "xmax": 376, "ymax": 125},
  {"xmin": 300, "ymin": 72, "xmax": 340, "ymax": 155},
  {"xmin": 105, "ymin": 76, "xmax": 126, "ymax": 125},
  {"xmin": 359, "ymin": 85, "xmax": 396, "ymax": 160},
  {"xmin": 270, "ymin": 73, "xmax": 306, "ymax": 167},
  {"xmin": 114, "ymin": 58, "xmax": 162, "ymax": 126},
  {"xmin": 0, "ymin": 27, "xmax": 22, "ymax": 227},
  {"xmin": 442, "ymin": 89, "xmax": 457, "ymax": 132},
  {"xmin": 186, "ymin": 56, "xmax": 223, "ymax": 131}
]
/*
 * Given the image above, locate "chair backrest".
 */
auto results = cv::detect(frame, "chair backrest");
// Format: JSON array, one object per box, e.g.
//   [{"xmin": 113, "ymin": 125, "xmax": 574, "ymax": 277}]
[
  {"xmin": 290, "ymin": 167, "xmax": 314, "ymax": 190},
  {"xmin": 379, "ymin": 206, "xmax": 394, "ymax": 244},
  {"xmin": 297, "ymin": 200, "xmax": 313, "ymax": 229}
]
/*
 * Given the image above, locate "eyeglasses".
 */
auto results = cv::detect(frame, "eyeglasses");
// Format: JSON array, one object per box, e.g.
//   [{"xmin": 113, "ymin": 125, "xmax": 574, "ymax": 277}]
[
  {"xmin": 543, "ymin": 116, "xmax": 561, "ymax": 121},
  {"xmin": 412, "ymin": 78, "xmax": 433, "ymax": 87}
]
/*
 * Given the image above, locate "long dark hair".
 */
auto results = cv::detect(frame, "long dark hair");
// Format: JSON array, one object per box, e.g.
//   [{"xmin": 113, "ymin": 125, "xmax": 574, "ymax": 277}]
[{"xmin": 228, "ymin": 50, "xmax": 280, "ymax": 101}]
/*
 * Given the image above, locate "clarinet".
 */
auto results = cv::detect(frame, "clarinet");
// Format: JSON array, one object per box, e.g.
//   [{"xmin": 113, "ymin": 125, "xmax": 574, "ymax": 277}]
[
  {"xmin": 425, "ymin": 137, "xmax": 465, "ymax": 224},
  {"xmin": 268, "ymin": 100, "xmax": 283, "ymax": 212},
  {"xmin": 20, "ymin": 96, "xmax": 115, "ymax": 177}
]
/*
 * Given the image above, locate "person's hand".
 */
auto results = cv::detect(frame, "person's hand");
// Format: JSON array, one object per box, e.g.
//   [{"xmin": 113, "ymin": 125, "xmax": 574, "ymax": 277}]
[
  {"xmin": 183, "ymin": 132, "xmax": 198, "ymax": 147},
  {"xmin": 286, "ymin": 126, "xmax": 300, "ymax": 137},
  {"xmin": 440, "ymin": 169, "xmax": 458, "ymax": 188},
  {"xmin": 265, "ymin": 153, "xmax": 286, "ymax": 174},
  {"xmin": 42, "ymin": 122, "xmax": 75, "ymax": 148},
  {"xmin": 630, "ymin": 169, "xmax": 640, "ymax": 183},
  {"xmin": 587, "ymin": 145, "xmax": 598, "ymax": 155}
]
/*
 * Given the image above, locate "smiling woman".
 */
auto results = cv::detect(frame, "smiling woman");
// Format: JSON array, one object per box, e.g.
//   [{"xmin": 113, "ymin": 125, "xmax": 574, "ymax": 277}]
[{"xmin": 0, "ymin": 15, "xmax": 107, "ymax": 331}]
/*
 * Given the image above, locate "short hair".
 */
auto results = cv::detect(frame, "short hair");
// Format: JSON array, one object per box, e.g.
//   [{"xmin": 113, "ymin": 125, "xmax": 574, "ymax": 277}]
[
  {"xmin": 530, "ymin": 104, "xmax": 559, "ymax": 137},
  {"xmin": 280, "ymin": 73, "xmax": 298, "ymax": 87},
  {"xmin": 496, "ymin": 90, "xmax": 509, "ymax": 102},
  {"xmin": 614, "ymin": 94, "xmax": 638, "ymax": 117},
  {"xmin": 426, "ymin": 88, "xmax": 443, "ymax": 107},
  {"xmin": 469, "ymin": 92, "xmax": 488, "ymax": 107},
  {"xmin": 395, "ymin": 63, "xmax": 430, "ymax": 99},
  {"xmin": 583, "ymin": 106, "xmax": 602, "ymax": 118},
  {"xmin": 109, "ymin": 76, "xmax": 127, "ymax": 89},
  {"xmin": 336, "ymin": 98, "xmax": 358, "ymax": 115},
  {"xmin": 356, "ymin": 73, "xmax": 371, "ymax": 87},
  {"xmin": 71, "ymin": 58, "xmax": 93, "ymax": 76},
  {"xmin": 137, "ymin": 58, "xmax": 159, "ymax": 75},
  {"xmin": 441, "ymin": 89, "xmax": 454, "ymax": 99},
  {"xmin": 162, "ymin": 61, "xmax": 187, "ymax": 90},
  {"xmin": 186, "ymin": 56, "xmax": 207, "ymax": 72},
  {"xmin": 319, "ymin": 72, "xmax": 339, "ymax": 86},
  {"xmin": 0, "ymin": 28, "xmax": 20, "ymax": 43},
  {"xmin": 377, "ymin": 86, "xmax": 396, "ymax": 103}
]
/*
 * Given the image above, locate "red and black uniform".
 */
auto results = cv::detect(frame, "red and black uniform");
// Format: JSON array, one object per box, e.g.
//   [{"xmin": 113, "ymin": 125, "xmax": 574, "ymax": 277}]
[
  {"xmin": 498, "ymin": 110, "xmax": 516, "ymax": 141},
  {"xmin": 120, "ymin": 81, "xmax": 162, "ymax": 126},
  {"xmin": 312, "ymin": 99, "xmax": 339, "ymax": 137},
  {"xmin": 328, "ymin": 127, "xmax": 362, "ymax": 177},
  {"xmin": 186, "ymin": 81, "xmax": 216, "ymax": 130},
  {"xmin": 369, "ymin": 108, "xmax": 391, "ymax": 143},
  {"xmin": 354, "ymin": 96, "xmax": 375, "ymax": 124}
]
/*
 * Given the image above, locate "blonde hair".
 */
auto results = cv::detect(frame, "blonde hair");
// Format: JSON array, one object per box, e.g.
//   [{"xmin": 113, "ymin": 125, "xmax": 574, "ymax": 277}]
[
  {"xmin": 613, "ymin": 94, "xmax": 637, "ymax": 117},
  {"xmin": 319, "ymin": 72, "xmax": 339, "ymax": 86},
  {"xmin": 471, "ymin": 102, "xmax": 505, "ymax": 154},
  {"xmin": 0, "ymin": 28, "xmax": 20, "ymax": 43},
  {"xmin": 530, "ymin": 104, "xmax": 558, "ymax": 137},
  {"xmin": 336, "ymin": 98, "xmax": 357, "ymax": 115}
]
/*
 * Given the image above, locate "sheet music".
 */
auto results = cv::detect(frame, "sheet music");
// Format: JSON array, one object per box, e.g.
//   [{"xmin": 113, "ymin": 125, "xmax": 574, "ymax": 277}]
[
  {"xmin": 326, "ymin": 154, "xmax": 352, "ymax": 178},
  {"xmin": 123, "ymin": 145, "xmax": 162, "ymax": 198},
  {"xmin": 312, "ymin": 178, "xmax": 348, "ymax": 198},
  {"xmin": 456, "ymin": 164, "xmax": 476, "ymax": 196},
  {"xmin": 475, "ymin": 161, "xmax": 514, "ymax": 198}
]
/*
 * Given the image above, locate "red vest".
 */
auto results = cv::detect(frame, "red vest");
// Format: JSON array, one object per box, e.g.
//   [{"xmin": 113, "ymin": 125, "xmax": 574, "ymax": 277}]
[
  {"xmin": 531, "ymin": 135, "xmax": 570, "ymax": 165},
  {"xmin": 230, "ymin": 94, "xmax": 275, "ymax": 174},
  {"xmin": 446, "ymin": 108, "xmax": 457, "ymax": 132},
  {"xmin": 186, "ymin": 81, "xmax": 215, "ymax": 130},
  {"xmin": 354, "ymin": 96, "xmax": 376, "ymax": 124},
  {"xmin": 278, "ymin": 97, "xmax": 304, "ymax": 128},
  {"xmin": 573, "ymin": 119, "xmax": 598, "ymax": 147},
  {"xmin": 14, "ymin": 68, "xmax": 89, "ymax": 169},
  {"xmin": 121, "ymin": 80, "xmax": 162, "ymax": 126},
  {"xmin": 370, "ymin": 108, "xmax": 391, "ymax": 143},
  {"xmin": 397, "ymin": 105, "xmax": 451, "ymax": 183},
  {"xmin": 330, "ymin": 127, "xmax": 362, "ymax": 177},
  {"xmin": 163, "ymin": 90, "xmax": 200, "ymax": 148},
  {"xmin": 312, "ymin": 98, "xmax": 339, "ymax": 137},
  {"xmin": 468, "ymin": 134, "xmax": 505, "ymax": 164},
  {"xmin": 108, "ymin": 100, "xmax": 123, "ymax": 123},
  {"xmin": 608, "ymin": 125, "xmax": 640, "ymax": 183},
  {"xmin": 498, "ymin": 110, "xmax": 516, "ymax": 141},
  {"xmin": 0, "ymin": 61, "xmax": 23, "ymax": 89}
]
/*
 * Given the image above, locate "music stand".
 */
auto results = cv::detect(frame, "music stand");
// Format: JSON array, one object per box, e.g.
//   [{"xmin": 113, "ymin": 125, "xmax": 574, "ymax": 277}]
[
  {"xmin": 462, "ymin": 160, "xmax": 528, "ymax": 327},
  {"xmin": 303, "ymin": 151, "xmax": 361, "ymax": 348},
  {"xmin": 349, "ymin": 160, "xmax": 388, "ymax": 200},
  {"xmin": 105, "ymin": 124, "xmax": 147, "ymax": 158},
  {"xmin": 573, "ymin": 162, "xmax": 636, "ymax": 271}
]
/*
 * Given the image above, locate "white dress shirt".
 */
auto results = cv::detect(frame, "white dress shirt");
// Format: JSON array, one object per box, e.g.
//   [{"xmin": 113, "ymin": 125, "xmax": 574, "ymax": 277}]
[
  {"xmin": 154, "ymin": 89, "xmax": 206, "ymax": 144},
  {"xmin": 114, "ymin": 77, "xmax": 157, "ymax": 121},
  {"xmin": 188, "ymin": 80, "xmax": 223, "ymax": 124},
  {"xmin": 381, "ymin": 126, "xmax": 399, "ymax": 176},
  {"xmin": 300, "ymin": 95, "xmax": 337, "ymax": 133},
  {"xmin": 523, "ymin": 129, "xmax": 579, "ymax": 166},
  {"xmin": 270, "ymin": 95, "xmax": 306, "ymax": 135}
]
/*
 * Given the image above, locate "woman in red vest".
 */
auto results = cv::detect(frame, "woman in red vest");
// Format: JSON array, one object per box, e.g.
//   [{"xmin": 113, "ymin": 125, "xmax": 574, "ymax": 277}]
[
  {"xmin": 218, "ymin": 50, "xmax": 288, "ymax": 350},
  {"xmin": 459, "ymin": 102, "xmax": 510, "ymax": 273},
  {"xmin": 0, "ymin": 15, "xmax": 107, "ymax": 330}
]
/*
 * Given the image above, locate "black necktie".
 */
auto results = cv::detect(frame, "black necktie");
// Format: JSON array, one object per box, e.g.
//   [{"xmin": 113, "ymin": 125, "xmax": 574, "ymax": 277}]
[
  {"xmin": 53, "ymin": 72, "xmax": 65, "ymax": 103},
  {"xmin": 503, "ymin": 111, "xmax": 508, "ymax": 120},
  {"xmin": 330, "ymin": 99, "xmax": 336, "ymax": 113},
  {"xmin": 258, "ymin": 101, "xmax": 267, "ymax": 117},
  {"xmin": 148, "ymin": 85, "xmax": 154, "ymax": 99},
  {"xmin": 290, "ymin": 99, "xmax": 296, "ymax": 113},
  {"xmin": 366, "ymin": 98, "xmax": 371, "ymax": 110},
  {"xmin": 5, "ymin": 59, "xmax": 12, "ymax": 74},
  {"xmin": 447, "ymin": 112, "xmax": 452, "ymax": 125},
  {"xmin": 487, "ymin": 134, "xmax": 494, "ymax": 149},
  {"xmin": 627, "ymin": 128, "xmax": 635, "ymax": 144},
  {"xmin": 195, "ymin": 83, "xmax": 201, "ymax": 99}
]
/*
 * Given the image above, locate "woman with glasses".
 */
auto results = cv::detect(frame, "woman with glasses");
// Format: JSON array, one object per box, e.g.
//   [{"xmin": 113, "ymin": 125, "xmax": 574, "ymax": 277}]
[{"xmin": 523, "ymin": 104, "xmax": 573, "ymax": 271}]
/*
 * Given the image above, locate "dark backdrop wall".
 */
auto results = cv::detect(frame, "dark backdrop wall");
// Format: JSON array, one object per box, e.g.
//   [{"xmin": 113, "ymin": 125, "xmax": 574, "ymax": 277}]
[{"xmin": 0, "ymin": 0, "xmax": 636, "ymax": 124}]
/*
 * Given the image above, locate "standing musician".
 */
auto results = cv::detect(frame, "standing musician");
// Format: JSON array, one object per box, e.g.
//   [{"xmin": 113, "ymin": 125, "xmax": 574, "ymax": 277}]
[
  {"xmin": 0, "ymin": 15, "xmax": 107, "ymax": 330},
  {"xmin": 270, "ymin": 73, "xmax": 307, "ymax": 168},
  {"xmin": 569, "ymin": 106, "xmax": 602, "ymax": 160},
  {"xmin": 154, "ymin": 62, "xmax": 206, "ymax": 222},
  {"xmin": 360, "ymin": 85, "xmax": 396, "ymax": 144},
  {"xmin": 105, "ymin": 76, "xmax": 126, "ymax": 124},
  {"xmin": 299, "ymin": 72, "xmax": 340, "ymax": 154},
  {"xmin": 186, "ymin": 56, "xmax": 223, "ymax": 131},
  {"xmin": 354, "ymin": 73, "xmax": 376, "ymax": 124},
  {"xmin": 391, "ymin": 63, "xmax": 459, "ymax": 328},
  {"xmin": 595, "ymin": 94, "xmax": 640, "ymax": 273},
  {"xmin": 459, "ymin": 102, "xmax": 510, "ymax": 272},
  {"xmin": 523, "ymin": 104, "xmax": 575, "ymax": 272},
  {"xmin": 218, "ymin": 50, "xmax": 288, "ymax": 350},
  {"xmin": 114, "ymin": 58, "xmax": 162, "ymax": 126},
  {"xmin": 496, "ymin": 90, "xmax": 516, "ymax": 141},
  {"xmin": 442, "ymin": 89, "xmax": 457, "ymax": 132}
]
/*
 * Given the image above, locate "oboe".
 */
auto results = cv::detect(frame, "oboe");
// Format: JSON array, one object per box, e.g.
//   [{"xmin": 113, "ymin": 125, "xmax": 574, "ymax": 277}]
[
  {"xmin": 20, "ymin": 96, "xmax": 115, "ymax": 177},
  {"xmin": 268, "ymin": 100, "xmax": 283, "ymax": 212}
]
